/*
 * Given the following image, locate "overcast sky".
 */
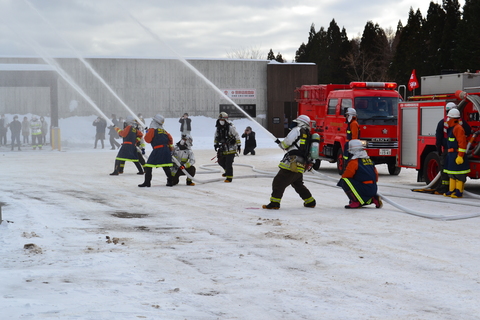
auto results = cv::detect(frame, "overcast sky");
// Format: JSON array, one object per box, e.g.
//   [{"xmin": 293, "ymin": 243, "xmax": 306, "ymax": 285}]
[{"xmin": 0, "ymin": 0, "xmax": 465, "ymax": 62}]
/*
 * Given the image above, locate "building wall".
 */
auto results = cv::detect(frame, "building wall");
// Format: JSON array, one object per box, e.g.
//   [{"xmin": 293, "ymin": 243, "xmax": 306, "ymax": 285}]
[{"xmin": 0, "ymin": 57, "xmax": 268, "ymax": 125}]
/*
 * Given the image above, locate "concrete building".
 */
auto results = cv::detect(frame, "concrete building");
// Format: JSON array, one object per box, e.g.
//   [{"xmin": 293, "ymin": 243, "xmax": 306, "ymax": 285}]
[{"xmin": 0, "ymin": 57, "xmax": 316, "ymax": 136}]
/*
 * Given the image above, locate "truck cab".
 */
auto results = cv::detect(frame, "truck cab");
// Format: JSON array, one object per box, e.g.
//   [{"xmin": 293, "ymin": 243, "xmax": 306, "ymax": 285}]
[{"xmin": 297, "ymin": 82, "xmax": 401, "ymax": 174}]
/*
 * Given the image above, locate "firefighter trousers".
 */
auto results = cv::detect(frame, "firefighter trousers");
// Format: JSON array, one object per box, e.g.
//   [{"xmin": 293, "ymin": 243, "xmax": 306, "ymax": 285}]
[{"xmin": 270, "ymin": 168, "xmax": 312, "ymax": 202}]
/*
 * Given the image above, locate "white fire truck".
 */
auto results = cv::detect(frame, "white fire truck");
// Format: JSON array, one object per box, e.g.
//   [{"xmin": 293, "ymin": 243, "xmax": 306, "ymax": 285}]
[{"xmin": 398, "ymin": 73, "xmax": 480, "ymax": 186}]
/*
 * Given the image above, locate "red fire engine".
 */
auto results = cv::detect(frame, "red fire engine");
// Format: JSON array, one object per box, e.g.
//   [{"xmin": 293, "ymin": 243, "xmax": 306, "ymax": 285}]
[
  {"xmin": 296, "ymin": 82, "xmax": 401, "ymax": 174},
  {"xmin": 398, "ymin": 73, "xmax": 480, "ymax": 186}
]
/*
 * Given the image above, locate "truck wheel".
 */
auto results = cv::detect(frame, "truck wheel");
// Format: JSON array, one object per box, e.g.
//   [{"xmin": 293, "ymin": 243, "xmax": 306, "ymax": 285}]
[
  {"xmin": 313, "ymin": 159, "xmax": 321, "ymax": 170},
  {"xmin": 387, "ymin": 162, "xmax": 401, "ymax": 175},
  {"xmin": 423, "ymin": 151, "xmax": 441, "ymax": 187},
  {"xmin": 336, "ymin": 149, "xmax": 345, "ymax": 174}
]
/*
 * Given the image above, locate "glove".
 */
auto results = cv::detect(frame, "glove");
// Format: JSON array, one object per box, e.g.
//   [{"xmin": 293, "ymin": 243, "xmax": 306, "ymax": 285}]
[
  {"xmin": 185, "ymin": 163, "xmax": 191, "ymax": 169},
  {"xmin": 237, "ymin": 145, "xmax": 241, "ymax": 153},
  {"xmin": 179, "ymin": 165, "xmax": 185, "ymax": 170},
  {"xmin": 214, "ymin": 144, "xmax": 219, "ymax": 151},
  {"xmin": 275, "ymin": 138, "xmax": 281, "ymax": 145},
  {"xmin": 455, "ymin": 156, "xmax": 464, "ymax": 165},
  {"xmin": 141, "ymin": 148, "xmax": 145, "ymax": 155}
]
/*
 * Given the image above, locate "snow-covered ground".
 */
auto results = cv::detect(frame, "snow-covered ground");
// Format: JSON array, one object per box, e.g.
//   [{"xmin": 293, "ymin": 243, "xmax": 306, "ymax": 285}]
[{"xmin": 1, "ymin": 115, "xmax": 480, "ymax": 320}]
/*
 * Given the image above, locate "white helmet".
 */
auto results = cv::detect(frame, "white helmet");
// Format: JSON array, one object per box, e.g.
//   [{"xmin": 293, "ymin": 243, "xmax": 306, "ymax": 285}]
[
  {"xmin": 218, "ymin": 112, "xmax": 228, "ymax": 119},
  {"xmin": 446, "ymin": 102, "xmax": 457, "ymax": 111},
  {"xmin": 153, "ymin": 114, "xmax": 165, "ymax": 125},
  {"xmin": 125, "ymin": 115, "xmax": 135, "ymax": 125},
  {"xmin": 447, "ymin": 108, "xmax": 461, "ymax": 119},
  {"xmin": 346, "ymin": 107, "xmax": 357, "ymax": 116},
  {"xmin": 348, "ymin": 139, "xmax": 364, "ymax": 152},
  {"xmin": 294, "ymin": 115, "xmax": 310, "ymax": 128}
]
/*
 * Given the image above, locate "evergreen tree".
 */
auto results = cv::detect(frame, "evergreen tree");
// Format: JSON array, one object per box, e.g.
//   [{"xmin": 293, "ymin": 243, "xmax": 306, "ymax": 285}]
[
  {"xmin": 438, "ymin": 0, "xmax": 461, "ymax": 71},
  {"xmin": 275, "ymin": 53, "xmax": 285, "ymax": 63},
  {"xmin": 422, "ymin": 2, "xmax": 446, "ymax": 75},
  {"xmin": 389, "ymin": 8, "xmax": 425, "ymax": 87},
  {"xmin": 359, "ymin": 21, "xmax": 390, "ymax": 81},
  {"xmin": 267, "ymin": 49, "xmax": 276, "ymax": 61},
  {"xmin": 453, "ymin": 0, "xmax": 480, "ymax": 71}
]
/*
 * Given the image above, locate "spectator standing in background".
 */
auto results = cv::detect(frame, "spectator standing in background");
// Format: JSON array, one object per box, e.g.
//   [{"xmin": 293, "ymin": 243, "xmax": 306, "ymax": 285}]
[
  {"xmin": 108, "ymin": 114, "xmax": 121, "ymax": 150},
  {"xmin": 179, "ymin": 113, "xmax": 192, "ymax": 135},
  {"xmin": 241, "ymin": 126, "xmax": 257, "ymax": 155},
  {"xmin": 21, "ymin": 116, "xmax": 30, "ymax": 144},
  {"xmin": 9, "ymin": 115, "xmax": 22, "ymax": 151},
  {"xmin": 40, "ymin": 116, "xmax": 48, "ymax": 145},
  {"xmin": 93, "ymin": 116, "xmax": 107, "ymax": 149},
  {"xmin": 0, "ymin": 114, "xmax": 7, "ymax": 145}
]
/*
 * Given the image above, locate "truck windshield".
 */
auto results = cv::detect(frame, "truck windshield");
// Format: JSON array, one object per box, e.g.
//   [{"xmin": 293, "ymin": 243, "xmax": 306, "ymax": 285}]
[{"xmin": 354, "ymin": 97, "xmax": 398, "ymax": 123}]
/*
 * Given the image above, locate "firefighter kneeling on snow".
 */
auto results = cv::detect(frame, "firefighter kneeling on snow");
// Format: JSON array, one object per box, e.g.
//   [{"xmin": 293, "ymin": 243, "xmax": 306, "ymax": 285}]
[
  {"xmin": 443, "ymin": 108, "xmax": 470, "ymax": 198},
  {"xmin": 171, "ymin": 134, "xmax": 196, "ymax": 186},
  {"xmin": 263, "ymin": 115, "xmax": 316, "ymax": 209},
  {"xmin": 337, "ymin": 139, "xmax": 382, "ymax": 209}
]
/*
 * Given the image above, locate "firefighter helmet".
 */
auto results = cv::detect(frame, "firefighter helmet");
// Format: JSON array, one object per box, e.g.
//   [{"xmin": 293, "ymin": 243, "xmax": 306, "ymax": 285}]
[
  {"xmin": 294, "ymin": 115, "xmax": 311, "ymax": 128},
  {"xmin": 346, "ymin": 107, "xmax": 357, "ymax": 116},
  {"xmin": 152, "ymin": 114, "xmax": 165, "ymax": 125},
  {"xmin": 125, "ymin": 115, "xmax": 135, "ymax": 125},
  {"xmin": 446, "ymin": 102, "xmax": 457, "ymax": 111},
  {"xmin": 348, "ymin": 139, "xmax": 364, "ymax": 152},
  {"xmin": 218, "ymin": 112, "xmax": 228, "ymax": 119},
  {"xmin": 447, "ymin": 108, "xmax": 461, "ymax": 119}
]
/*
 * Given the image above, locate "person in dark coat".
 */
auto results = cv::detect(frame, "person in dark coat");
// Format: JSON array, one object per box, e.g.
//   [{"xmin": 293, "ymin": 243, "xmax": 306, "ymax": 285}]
[
  {"xmin": 337, "ymin": 139, "xmax": 382, "ymax": 209},
  {"xmin": 179, "ymin": 112, "xmax": 191, "ymax": 135},
  {"xmin": 138, "ymin": 114, "xmax": 174, "ymax": 187},
  {"xmin": 109, "ymin": 116, "xmax": 144, "ymax": 175},
  {"xmin": 108, "ymin": 114, "xmax": 121, "ymax": 150},
  {"xmin": 92, "ymin": 116, "xmax": 107, "ymax": 149},
  {"xmin": 241, "ymin": 126, "xmax": 256, "ymax": 155},
  {"xmin": 9, "ymin": 115, "xmax": 22, "ymax": 151}
]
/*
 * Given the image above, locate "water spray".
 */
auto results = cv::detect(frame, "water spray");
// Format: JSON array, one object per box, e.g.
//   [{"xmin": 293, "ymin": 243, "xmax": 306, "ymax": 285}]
[
  {"xmin": 127, "ymin": 13, "xmax": 278, "ymax": 142},
  {"xmin": 22, "ymin": 0, "xmax": 145, "ymax": 129}
]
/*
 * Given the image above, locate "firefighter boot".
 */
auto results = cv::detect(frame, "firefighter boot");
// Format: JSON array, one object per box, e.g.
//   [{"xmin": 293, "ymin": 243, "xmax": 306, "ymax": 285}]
[
  {"xmin": 263, "ymin": 202, "xmax": 280, "ymax": 209},
  {"xmin": 186, "ymin": 178, "xmax": 195, "ymax": 186},
  {"xmin": 451, "ymin": 180, "xmax": 464, "ymax": 198},
  {"xmin": 134, "ymin": 162, "xmax": 144, "ymax": 175},
  {"xmin": 138, "ymin": 168, "xmax": 152, "ymax": 187},
  {"xmin": 443, "ymin": 178, "xmax": 456, "ymax": 197},
  {"xmin": 344, "ymin": 190, "xmax": 361, "ymax": 209},
  {"xmin": 372, "ymin": 195, "xmax": 383, "ymax": 208},
  {"xmin": 303, "ymin": 197, "xmax": 316, "ymax": 208},
  {"xmin": 110, "ymin": 160, "xmax": 121, "ymax": 175}
]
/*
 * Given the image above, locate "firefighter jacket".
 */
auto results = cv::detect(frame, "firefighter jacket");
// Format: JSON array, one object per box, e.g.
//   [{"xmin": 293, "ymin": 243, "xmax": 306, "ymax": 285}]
[
  {"xmin": 214, "ymin": 120, "xmax": 241, "ymax": 155},
  {"xmin": 171, "ymin": 145, "xmax": 195, "ymax": 175},
  {"xmin": 346, "ymin": 118, "xmax": 360, "ymax": 141},
  {"xmin": 279, "ymin": 126, "xmax": 310, "ymax": 173},
  {"xmin": 444, "ymin": 120, "xmax": 470, "ymax": 175},
  {"xmin": 30, "ymin": 119, "xmax": 42, "ymax": 136},
  {"xmin": 115, "ymin": 125, "xmax": 143, "ymax": 162},
  {"xmin": 144, "ymin": 127, "xmax": 174, "ymax": 168},
  {"xmin": 339, "ymin": 157, "xmax": 378, "ymax": 204}
]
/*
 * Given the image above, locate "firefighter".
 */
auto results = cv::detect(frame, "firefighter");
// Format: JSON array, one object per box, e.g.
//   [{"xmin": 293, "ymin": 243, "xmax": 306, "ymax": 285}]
[
  {"xmin": 214, "ymin": 112, "xmax": 241, "ymax": 183},
  {"xmin": 171, "ymin": 134, "xmax": 196, "ymax": 186},
  {"xmin": 263, "ymin": 115, "xmax": 316, "ymax": 209},
  {"xmin": 443, "ymin": 108, "xmax": 470, "ymax": 198},
  {"xmin": 435, "ymin": 103, "xmax": 471, "ymax": 195},
  {"xmin": 337, "ymin": 139, "xmax": 382, "ymax": 209},
  {"xmin": 343, "ymin": 107, "xmax": 360, "ymax": 166},
  {"xmin": 138, "ymin": 114, "xmax": 174, "ymax": 187},
  {"xmin": 109, "ymin": 116, "xmax": 144, "ymax": 175}
]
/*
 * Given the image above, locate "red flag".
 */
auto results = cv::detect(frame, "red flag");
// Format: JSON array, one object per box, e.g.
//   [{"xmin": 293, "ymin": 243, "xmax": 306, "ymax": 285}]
[{"xmin": 408, "ymin": 69, "xmax": 420, "ymax": 91}]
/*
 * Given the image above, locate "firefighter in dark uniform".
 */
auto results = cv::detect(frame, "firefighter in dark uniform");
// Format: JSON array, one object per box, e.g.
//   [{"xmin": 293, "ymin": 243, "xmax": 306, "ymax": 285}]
[
  {"xmin": 214, "ymin": 112, "xmax": 241, "ymax": 183},
  {"xmin": 138, "ymin": 114, "xmax": 174, "ymax": 187},
  {"xmin": 337, "ymin": 139, "xmax": 382, "ymax": 209},
  {"xmin": 435, "ymin": 102, "xmax": 471, "ymax": 194},
  {"xmin": 263, "ymin": 115, "xmax": 316, "ymax": 209},
  {"xmin": 110, "ymin": 115, "xmax": 144, "ymax": 175},
  {"xmin": 443, "ymin": 108, "xmax": 470, "ymax": 198}
]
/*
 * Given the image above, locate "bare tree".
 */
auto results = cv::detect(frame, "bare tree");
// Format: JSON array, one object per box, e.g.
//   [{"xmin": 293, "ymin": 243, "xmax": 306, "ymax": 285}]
[{"xmin": 225, "ymin": 46, "xmax": 266, "ymax": 59}]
